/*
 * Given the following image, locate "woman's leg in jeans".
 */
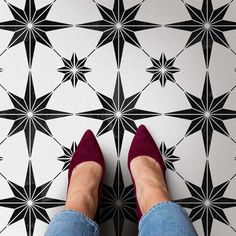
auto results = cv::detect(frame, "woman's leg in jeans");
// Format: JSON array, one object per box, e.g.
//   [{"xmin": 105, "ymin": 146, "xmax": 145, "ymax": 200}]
[
  {"xmin": 130, "ymin": 156, "xmax": 197, "ymax": 236},
  {"xmin": 45, "ymin": 162, "xmax": 102, "ymax": 236}
]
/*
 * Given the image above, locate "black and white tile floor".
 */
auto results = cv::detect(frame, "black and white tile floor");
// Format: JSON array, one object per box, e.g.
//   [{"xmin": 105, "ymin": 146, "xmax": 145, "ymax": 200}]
[{"xmin": 0, "ymin": 0, "xmax": 236, "ymax": 235}]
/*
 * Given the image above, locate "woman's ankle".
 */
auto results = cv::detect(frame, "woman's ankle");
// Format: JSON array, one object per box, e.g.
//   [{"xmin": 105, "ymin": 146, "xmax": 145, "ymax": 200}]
[
  {"xmin": 130, "ymin": 155, "xmax": 171, "ymax": 214},
  {"xmin": 138, "ymin": 185, "xmax": 170, "ymax": 214},
  {"xmin": 65, "ymin": 162, "xmax": 102, "ymax": 219},
  {"xmin": 65, "ymin": 190, "xmax": 98, "ymax": 219}
]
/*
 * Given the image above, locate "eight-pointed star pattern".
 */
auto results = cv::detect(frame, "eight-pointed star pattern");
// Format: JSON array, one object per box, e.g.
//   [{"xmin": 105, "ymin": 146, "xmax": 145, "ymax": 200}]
[
  {"xmin": 0, "ymin": 0, "xmax": 72, "ymax": 67},
  {"xmin": 146, "ymin": 53, "xmax": 180, "ymax": 87},
  {"xmin": 175, "ymin": 161, "xmax": 236, "ymax": 236},
  {"xmin": 166, "ymin": 72, "xmax": 236, "ymax": 156},
  {"xmin": 58, "ymin": 53, "xmax": 91, "ymax": 87},
  {"xmin": 77, "ymin": 72, "xmax": 160, "ymax": 156},
  {"xmin": 77, "ymin": 0, "xmax": 160, "ymax": 68},
  {"xmin": 100, "ymin": 161, "xmax": 137, "ymax": 236},
  {"xmin": 165, "ymin": 0, "xmax": 236, "ymax": 68},
  {"xmin": 160, "ymin": 142, "xmax": 180, "ymax": 171},
  {"xmin": 0, "ymin": 72, "xmax": 72, "ymax": 157},
  {"xmin": 0, "ymin": 1, "xmax": 235, "ymax": 235},
  {"xmin": 57, "ymin": 141, "xmax": 77, "ymax": 171},
  {"xmin": 0, "ymin": 161, "xmax": 65, "ymax": 236}
]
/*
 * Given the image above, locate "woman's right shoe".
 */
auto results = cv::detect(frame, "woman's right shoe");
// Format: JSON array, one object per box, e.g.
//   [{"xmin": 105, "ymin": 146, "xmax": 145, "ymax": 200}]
[
  {"xmin": 68, "ymin": 129, "xmax": 105, "ymax": 223},
  {"xmin": 127, "ymin": 124, "xmax": 166, "ymax": 221},
  {"xmin": 68, "ymin": 129, "xmax": 105, "ymax": 188}
]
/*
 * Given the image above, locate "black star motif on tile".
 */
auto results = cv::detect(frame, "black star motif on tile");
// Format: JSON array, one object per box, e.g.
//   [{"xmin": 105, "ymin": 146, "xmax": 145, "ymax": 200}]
[
  {"xmin": 0, "ymin": 156, "xmax": 3, "ymax": 161},
  {"xmin": 77, "ymin": 72, "xmax": 160, "ymax": 156},
  {"xmin": 0, "ymin": 161, "xmax": 65, "ymax": 236},
  {"xmin": 160, "ymin": 142, "xmax": 180, "ymax": 171},
  {"xmin": 166, "ymin": 72, "xmax": 236, "ymax": 156},
  {"xmin": 175, "ymin": 161, "xmax": 236, "ymax": 236},
  {"xmin": 77, "ymin": 0, "xmax": 160, "ymax": 68},
  {"xmin": 165, "ymin": 0, "xmax": 236, "ymax": 68},
  {"xmin": 0, "ymin": 72, "xmax": 72, "ymax": 157},
  {"xmin": 0, "ymin": 68, "xmax": 2, "ymax": 72},
  {"xmin": 57, "ymin": 141, "xmax": 77, "ymax": 171},
  {"xmin": 0, "ymin": 0, "xmax": 72, "ymax": 67},
  {"xmin": 58, "ymin": 53, "xmax": 91, "ymax": 87},
  {"xmin": 100, "ymin": 161, "xmax": 137, "ymax": 236},
  {"xmin": 146, "ymin": 53, "xmax": 180, "ymax": 87}
]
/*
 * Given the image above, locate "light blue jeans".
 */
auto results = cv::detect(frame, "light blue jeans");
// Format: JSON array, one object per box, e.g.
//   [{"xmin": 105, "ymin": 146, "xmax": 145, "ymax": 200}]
[{"xmin": 45, "ymin": 201, "xmax": 198, "ymax": 236}]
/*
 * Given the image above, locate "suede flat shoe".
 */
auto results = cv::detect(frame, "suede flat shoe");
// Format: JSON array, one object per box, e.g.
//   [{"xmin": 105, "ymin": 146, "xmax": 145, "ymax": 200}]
[{"xmin": 128, "ymin": 124, "xmax": 166, "ymax": 221}]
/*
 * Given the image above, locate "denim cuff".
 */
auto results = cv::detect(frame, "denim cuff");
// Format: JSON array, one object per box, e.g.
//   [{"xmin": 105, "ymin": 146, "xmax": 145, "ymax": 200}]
[
  {"xmin": 138, "ymin": 201, "xmax": 188, "ymax": 231},
  {"xmin": 53, "ymin": 209, "xmax": 99, "ymax": 232}
]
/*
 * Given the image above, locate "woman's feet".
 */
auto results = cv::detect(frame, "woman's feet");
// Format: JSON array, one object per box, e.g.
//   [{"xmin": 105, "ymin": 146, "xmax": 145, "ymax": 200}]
[
  {"xmin": 65, "ymin": 130, "xmax": 105, "ymax": 220},
  {"xmin": 64, "ymin": 125, "xmax": 170, "ymax": 222},
  {"xmin": 128, "ymin": 125, "xmax": 170, "ymax": 220}
]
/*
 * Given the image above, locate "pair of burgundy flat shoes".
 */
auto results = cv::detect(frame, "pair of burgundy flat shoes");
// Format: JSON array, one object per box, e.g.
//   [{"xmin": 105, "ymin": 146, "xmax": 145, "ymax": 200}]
[{"xmin": 68, "ymin": 124, "xmax": 166, "ymax": 222}]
